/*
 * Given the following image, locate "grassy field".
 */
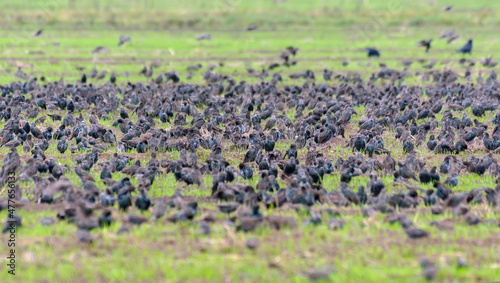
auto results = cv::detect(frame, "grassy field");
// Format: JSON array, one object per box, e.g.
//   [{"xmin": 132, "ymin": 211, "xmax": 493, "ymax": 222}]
[{"xmin": 0, "ymin": 0, "xmax": 500, "ymax": 282}]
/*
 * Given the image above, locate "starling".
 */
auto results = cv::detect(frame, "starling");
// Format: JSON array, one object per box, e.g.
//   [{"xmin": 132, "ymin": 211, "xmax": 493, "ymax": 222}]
[
  {"xmin": 246, "ymin": 25, "xmax": 258, "ymax": 31},
  {"xmin": 420, "ymin": 258, "xmax": 438, "ymax": 281},
  {"xmin": 416, "ymin": 39, "xmax": 432, "ymax": 53},
  {"xmin": 152, "ymin": 202, "xmax": 167, "ymax": 220},
  {"xmin": 218, "ymin": 202, "xmax": 239, "ymax": 215},
  {"xmin": 424, "ymin": 190, "xmax": 436, "ymax": 206},
  {"xmin": 419, "ymin": 168, "xmax": 431, "ymax": 184},
  {"xmin": 57, "ymin": 137, "xmax": 68, "ymax": 154},
  {"xmin": 99, "ymin": 210, "xmax": 113, "ymax": 227},
  {"xmin": 405, "ymin": 227, "xmax": 429, "ymax": 239},
  {"xmin": 32, "ymin": 29, "xmax": 43, "ymax": 37},
  {"xmin": 246, "ymin": 237, "xmax": 260, "ymax": 250},
  {"xmin": 354, "ymin": 136, "xmax": 366, "ymax": 152},
  {"xmin": 364, "ymin": 47, "xmax": 380, "ymax": 57},
  {"xmin": 110, "ymin": 73, "xmax": 116, "ymax": 84},
  {"xmin": 118, "ymin": 35, "xmax": 131, "ymax": 47},
  {"xmin": 357, "ymin": 186, "xmax": 367, "ymax": 204},
  {"xmin": 196, "ymin": 33, "xmax": 211, "ymax": 41},
  {"xmin": 135, "ymin": 189, "xmax": 151, "ymax": 212},
  {"xmin": 118, "ymin": 192, "xmax": 132, "ymax": 211}
]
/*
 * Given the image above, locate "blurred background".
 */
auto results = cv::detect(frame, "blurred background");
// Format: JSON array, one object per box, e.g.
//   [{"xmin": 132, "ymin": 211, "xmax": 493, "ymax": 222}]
[{"xmin": 0, "ymin": 0, "xmax": 497, "ymax": 83}]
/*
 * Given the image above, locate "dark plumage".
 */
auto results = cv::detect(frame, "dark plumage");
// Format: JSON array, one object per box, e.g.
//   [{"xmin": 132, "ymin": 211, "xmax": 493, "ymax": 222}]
[
  {"xmin": 99, "ymin": 210, "xmax": 113, "ymax": 227},
  {"xmin": 135, "ymin": 190, "xmax": 151, "ymax": 212},
  {"xmin": 457, "ymin": 39, "xmax": 473, "ymax": 55},
  {"xmin": 416, "ymin": 39, "xmax": 432, "ymax": 53},
  {"xmin": 364, "ymin": 48, "xmax": 380, "ymax": 57}
]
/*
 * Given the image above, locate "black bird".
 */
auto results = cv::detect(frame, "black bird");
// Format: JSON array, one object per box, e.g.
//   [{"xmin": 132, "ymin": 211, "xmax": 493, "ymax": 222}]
[
  {"xmin": 42, "ymin": 127, "xmax": 53, "ymax": 140},
  {"xmin": 341, "ymin": 184, "xmax": 360, "ymax": 205},
  {"xmin": 243, "ymin": 146, "xmax": 259, "ymax": 163},
  {"xmin": 419, "ymin": 168, "xmax": 431, "ymax": 184},
  {"xmin": 403, "ymin": 139, "xmax": 414, "ymax": 153},
  {"xmin": 354, "ymin": 136, "xmax": 366, "ymax": 152},
  {"xmin": 110, "ymin": 73, "xmax": 116, "ymax": 84},
  {"xmin": 369, "ymin": 175, "xmax": 385, "ymax": 197},
  {"xmin": 99, "ymin": 210, "xmax": 113, "ymax": 227},
  {"xmin": 429, "ymin": 167, "xmax": 440, "ymax": 183},
  {"xmin": 57, "ymin": 137, "xmax": 68, "ymax": 154},
  {"xmin": 405, "ymin": 227, "xmax": 429, "ymax": 239},
  {"xmin": 100, "ymin": 165, "xmax": 112, "ymax": 180},
  {"xmin": 420, "ymin": 259, "xmax": 438, "ymax": 281},
  {"xmin": 262, "ymin": 137, "xmax": 275, "ymax": 152},
  {"xmin": 357, "ymin": 186, "xmax": 367, "ymax": 204},
  {"xmin": 444, "ymin": 173, "xmax": 458, "ymax": 187},
  {"xmin": 364, "ymin": 48, "xmax": 380, "ymax": 58},
  {"xmin": 135, "ymin": 189, "xmax": 151, "ymax": 212},
  {"xmin": 323, "ymin": 69, "xmax": 332, "ymax": 81},
  {"xmin": 457, "ymin": 39, "xmax": 473, "ymax": 55},
  {"xmin": 100, "ymin": 188, "xmax": 115, "ymax": 207},
  {"xmin": 81, "ymin": 73, "xmax": 87, "ymax": 84},
  {"xmin": 32, "ymin": 29, "xmax": 43, "ymax": 37},
  {"xmin": 435, "ymin": 182, "xmax": 450, "ymax": 200},
  {"xmin": 284, "ymin": 157, "xmax": 296, "ymax": 176},
  {"xmin": 285, "ymin": 143, "xmax": 298, "ymax": 160},
  {"xmin": 217, "ymin": 202, "xmax": 239, "ymax": 215},
  {"xmin": 120, "ymin": 108, "xmax": 129, "ymax": 119},
  {"xmin": 118, "ymin": 192, "xmax": 132, "ymax": 211},
  {"xmin": 416, "ymin": 39, "xmax": 432, "ymax": 53},
  {"xmin": 67, "ymin": 100, "xmax": 75, "ymax": 112},
  {"xmin": 246, "ymin": 25, "xmax": 258, "ymax": 31},
  {"xmin": 239, "ymin": 163, "xmax": 253, "ymax": 180},
  {"xmin": 424, "ymin": 189, "xmax": 437, "ymax": 206}
]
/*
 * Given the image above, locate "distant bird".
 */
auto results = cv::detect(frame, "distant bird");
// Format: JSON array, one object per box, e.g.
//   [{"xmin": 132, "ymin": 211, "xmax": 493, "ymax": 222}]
[
  {"xmin": 99, "ymin": 210, "xmax": 113, "ymax": 227},
  {"xmin": 419, "ymin": 168, "xmax": 431, "ymax": 184},
  {"xmin": 444, "ymin": 173, "xmax": 458, "ymax": 187},
  {"xmin": 416, "ymin": 39, "xmax": 432, "ymax": 53},
  {"xmin": 323, "ymin": 69, "xmax": 332, "ymax": 81},
  {"xmin": 187, "ymin": 64, "xmax": 202, "ymax": 71},
  {"xmin": 32, "ymin": 29, "xmax": 43, "ymax": 37},
  {"xmin": 420, "ymin": 258, "xmax": 438, "ymax": 281},
  {"xmin": 57, "ymin": 137, "xmax": 68, "ymax": 154},
  {"xmin": 480, "ymin": 56, "xmax": 497, "ymax": 68},
  {"xmin": 96, "ymin": 71, "xmax": 107, "ymax": 80},
  {"xmin": 217, "ymin": 202, "xmax": 239, "ymax": 215},
  {"xmin": 152, "ymin": 202, "xmax": 167, "ymax": 220},
  {"xmin": 440, "ymin": 29, "xmax": 460, "ymax": 44},
  {"xmin": 118, "ymin": 35, "xmax": 131, "ymax": 47},
  {"xmin": 442, "ymin": 5, "xmax": 453, "ymax": 11},
  {"xmin": 89, "ymin": 68, "xmax": 98, "ymax": 78},
  {"xmin": 247, "ymin": 25, "xmax": 258, "ymax": 31},
  {"xmin": 457, "ymin": 39, "xmax": 473, "ymax": 55},
  {"xmin": 196, "ymin": 33, "xmax": 211, "ymax": 42},
  {"xmin": 405, "ymin": 227, "xmax": 429, "ymax": 239},
  {"xmin": 15, "ymin": 67, "xmax": 27, "ymax": 79},
  {"xmin": 427, "ymin": 135, "xmax": 437, "ymax": 151},
  {"xmin": 364, "ymin": 48, "xmax": 380, "ymax": 58},
  {"xmin": 355, "ymin": 186, "xmax": 366, "ymax": 204},
  {"xmin": 135, "ymin": 190, "xmax": 151, "ymax": 212},
  {"xmin": 81, "ymin": 73, "xmax": 87, "ymax": 84},
  {"xmin": 424, "ymin": 190, "xmax": 437, "ymax": 206},
  {"xmin": 110, "ymin": 73, "xmax": 116, "ymax": 84},
  {"xmin": 92, "ymin": 46, "xmax": 108, "ymax": 56}
]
